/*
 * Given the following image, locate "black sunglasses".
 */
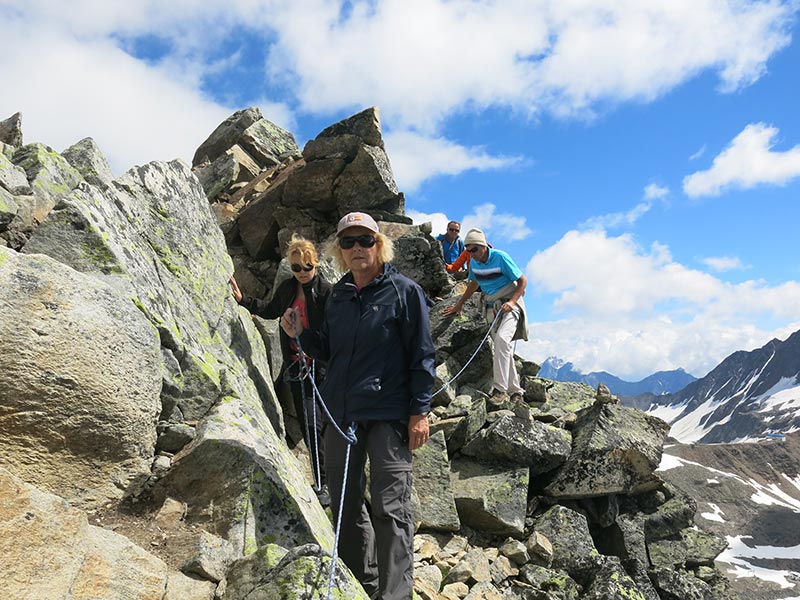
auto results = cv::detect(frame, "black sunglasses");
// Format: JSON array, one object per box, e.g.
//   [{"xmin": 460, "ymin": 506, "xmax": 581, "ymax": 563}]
[
  {"xmin": 448, "ymin": 228, "xmax": 460, "ymax": 232},
  {"xmin": 339, "ymin": 235, "xmax": 377, "ymax": 249},
  {"xmin": 290, "ymin": 263, "xmax": 315, "ymax": 272},
  {"xmin": 466, "ymin": 246, "xmax": 481, "ymax": 254}
]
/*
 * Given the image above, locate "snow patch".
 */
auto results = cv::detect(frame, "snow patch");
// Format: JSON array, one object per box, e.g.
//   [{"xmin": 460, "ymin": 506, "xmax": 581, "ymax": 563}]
[
  {"xmin": 700, "ymin": 503, "xmax": 726, "ymax": 523},
  {"xmin": 718, "ymin": 535, "xmax": 800, "ymax": 589}
]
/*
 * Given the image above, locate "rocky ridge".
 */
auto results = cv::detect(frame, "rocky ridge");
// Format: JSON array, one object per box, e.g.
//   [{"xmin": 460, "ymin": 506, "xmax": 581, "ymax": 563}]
[{"xmin": 1, "ymin": 109, "xmax": 736, "ymax": 599}]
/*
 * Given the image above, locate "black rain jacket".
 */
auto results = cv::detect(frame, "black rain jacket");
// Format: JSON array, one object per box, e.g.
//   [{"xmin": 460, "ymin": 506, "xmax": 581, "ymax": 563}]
[
  {"xmin": 240, "ymin": 274, "xmax": 332, "ymax": 377},
  {"xmin": 300, "ymin": 263, "xmax": 436, "ymax": 427}
]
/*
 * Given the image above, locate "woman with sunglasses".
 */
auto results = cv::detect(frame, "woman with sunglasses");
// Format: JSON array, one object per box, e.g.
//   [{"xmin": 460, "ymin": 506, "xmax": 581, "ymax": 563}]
[
  {"xmin": 280, "ymin": 212, "xmax": 436, "ymax": 600},
  {"xmin": 230, "ymin": 233, "xmax": 332, "ymax": 505}
]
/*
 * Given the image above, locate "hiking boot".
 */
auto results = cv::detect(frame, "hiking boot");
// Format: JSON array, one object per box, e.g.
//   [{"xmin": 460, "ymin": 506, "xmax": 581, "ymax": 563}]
[
  {"xmin": 510, "ymin": 392, "xmax": 524, "ymax": 403},
  {"xmin": 315, "ymin": 484, "xmax": 331, "ymax": 507},
  {"xmin": 487, "ymin": 389, "xmax": 508, "ymax": 409}
]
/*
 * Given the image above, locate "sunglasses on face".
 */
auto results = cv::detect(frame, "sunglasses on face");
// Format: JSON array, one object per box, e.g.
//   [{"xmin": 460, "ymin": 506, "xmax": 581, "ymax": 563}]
[
  {"xmin": 290, "ymin": 263, "xmax": 315, "ymax": 272},
  {"xmin": 339, "ymin": 235, "xmax": 377, "ymax": 249},
  {"xmin": 448, "ymin": 228, "xmax": 460, "ymax": 232},
  {"xmin": 466, "ymin": 246, "xmax": 481, "ymax": 254}
]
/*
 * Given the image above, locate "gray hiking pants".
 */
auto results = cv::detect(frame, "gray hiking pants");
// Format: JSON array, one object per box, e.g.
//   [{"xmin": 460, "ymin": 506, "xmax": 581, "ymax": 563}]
[{"xmin": 325, "ymin": 420, "xmax": 414, "ymax": 600}]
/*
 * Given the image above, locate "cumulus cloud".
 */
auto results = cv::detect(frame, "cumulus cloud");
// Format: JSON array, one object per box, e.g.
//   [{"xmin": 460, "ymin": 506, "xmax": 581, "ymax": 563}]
[
  {"xmin": 384, "ymin": 130, "xmax": 522, "ymax": 192},
  {"xmin": 683, "ymin": 123, "xmax": 800, "ymax": 197},
  {"xmin": 2, "ymin": 1, "xmax": 796, "ymax": 187},
  {"xmin": 462, "ymin": 203, "xmax": 533, "ymax": 243},
  {"xmin": 580, "ymin": 183, "xmax": 668, "ymax": 230},
  {"xmin": 266, "ymin": 0, "xmax": 796, "ymax": 125},
  {"xmin": 523, "ymin": 229, "xmax": 800, "ymax": 378},
  {"xmin": 408, "ymin": 204, "xmax": 533, "ymax": 244},
  {"xmin": 702, "ymin": 256, "xmax": 750, "ymax": 272}
]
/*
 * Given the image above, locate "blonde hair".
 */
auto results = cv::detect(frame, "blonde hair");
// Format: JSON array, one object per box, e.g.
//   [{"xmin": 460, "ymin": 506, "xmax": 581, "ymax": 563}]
[
  {"xmin": 325, "ymin": 232, "xmax": 395, "ymax": 272},
  {"xmin": 286, "ymin": 233, "xmax": 320, "ymax": 266}
]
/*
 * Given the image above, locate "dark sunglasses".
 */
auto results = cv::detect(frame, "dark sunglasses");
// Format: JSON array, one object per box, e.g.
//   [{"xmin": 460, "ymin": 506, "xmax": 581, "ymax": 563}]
[
  {"xmin": 448, "ymin": 228, "xmax": 460, "ymax": 232},
  {"xmin": 466, "ymin": 246, "xmax": 481, "ymax": 254},
  {"xmin": 339, "ymin": 235, "xmax": 377, "ymax": 249},
  {"xmin": 290, "ymin": 263, "xmax": 315, "ymax": 272}
]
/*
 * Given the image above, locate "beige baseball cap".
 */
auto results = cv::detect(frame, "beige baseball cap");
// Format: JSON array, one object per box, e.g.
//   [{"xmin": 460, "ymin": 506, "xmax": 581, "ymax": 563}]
[{"xmin": 336, "ymin": 212, "xmax": 380, "ymax": 236}]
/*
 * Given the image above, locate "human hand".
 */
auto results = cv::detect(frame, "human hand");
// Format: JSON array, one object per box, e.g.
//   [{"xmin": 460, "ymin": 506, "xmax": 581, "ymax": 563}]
[
  {"xmin": 408, "ymin": 414, "xmax": 430, "ymax": 450},
  {"xmin": 442, "ymin": 302, "xmax": 463, "ymax": 317},
  {"xmin": 501, "ymin": 300, "xmax": 516, "ymax": 313},
  {"xmin": 229, "ymin": 275, "xmax": 243, "ymax": 303},
  {"xmin": 280, "ymin": 308, "xmax": 304, "ymax": 338}
]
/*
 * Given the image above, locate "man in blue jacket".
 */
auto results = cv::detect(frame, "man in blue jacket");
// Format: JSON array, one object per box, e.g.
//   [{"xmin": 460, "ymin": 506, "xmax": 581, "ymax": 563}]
[
  {"xmin": 436, "ymin": 220, "xmax": 465, "ymax": 269},
  {"xmin": 281, "ymin": 212, "xmax": 435, "ymax": 600}
]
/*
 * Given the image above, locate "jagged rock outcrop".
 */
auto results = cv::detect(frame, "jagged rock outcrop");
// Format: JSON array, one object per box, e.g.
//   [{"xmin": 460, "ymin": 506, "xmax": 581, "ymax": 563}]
[
  {"xmin": 0, "ymin": 109, "xmax": 737, "ymax": 600},
  {"xmin": 0, "ymin": 112, "xmax": 23, "ymax": 147},
  {"xmin": 0, "ymin": 248, "xmax": 161, "ymax": 506}
]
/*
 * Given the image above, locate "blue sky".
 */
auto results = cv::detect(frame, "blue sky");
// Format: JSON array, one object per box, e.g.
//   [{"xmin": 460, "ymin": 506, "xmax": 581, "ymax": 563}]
[{"xmin": 2, "ymin": 0, "xmax": 799, "ymax": 379}]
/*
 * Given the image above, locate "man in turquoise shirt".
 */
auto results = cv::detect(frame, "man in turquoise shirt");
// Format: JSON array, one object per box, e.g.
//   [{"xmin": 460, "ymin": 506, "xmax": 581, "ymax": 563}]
[{"xmin": 443, "ymin": 228, "xmax": 529, "ymax": 402}]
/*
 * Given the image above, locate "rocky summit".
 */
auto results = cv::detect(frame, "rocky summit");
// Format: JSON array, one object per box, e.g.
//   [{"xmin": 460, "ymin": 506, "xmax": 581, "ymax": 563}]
[{"xmin": 0, "ymin": 108, "xmax": 737, "ymax": 599}]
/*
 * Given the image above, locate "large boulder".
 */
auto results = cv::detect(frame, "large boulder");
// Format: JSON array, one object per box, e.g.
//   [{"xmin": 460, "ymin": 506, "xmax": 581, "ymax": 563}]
[
  {"xmin": 62, "ymin": 137, "xmax": 115, "ymax": 190},
  {"xmin": 192, "ymin": 107, "xmax": 298, "ymax": 169},
  {"xmin": 0, "ymin": 248, "xmax": 161, "ymax": 507},
  {"xmin": 412, "ymin": 431, "xmax": 460, "ymax": 532},
  {"xmin": 12, "ymin": 142, "xmax": 82, "ymax": 215},
  {"xmin": 0, "ymin": 468, "xmax": 215, "ymax": 600},
  {"xmin": 461, "ymin": 414, "xmax": 572, "ymax": 473},
  {"xmin": 0, "ymin": 150, "xmax": 31, "ymax": 195},
  {"xmin": 532, "ymin": 505, "xmax": 598, "ymax": 578},
  {"xmin": 0, "ymin": 112, "xmax": 23, "ymax": 147},
  {"xmin": 545, "ymin": 402, "xmax": 670, "ymax": 499},
  {"xmin": 450, "ymin": 458, "xmax": 528, "ymax": 537},
  {"xmin": 223, "ymin": 543, "xmax": 369, "ymax": 600}
]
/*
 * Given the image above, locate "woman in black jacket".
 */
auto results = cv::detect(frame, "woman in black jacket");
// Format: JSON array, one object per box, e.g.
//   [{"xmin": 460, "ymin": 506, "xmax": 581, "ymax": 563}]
[
  {"xmin": 230, "ymin": 234, "xmax": 332, "ymax": 504},
  {"xmin": 281, "ymin": 213, "xmax": 435, "ymax": 600}
]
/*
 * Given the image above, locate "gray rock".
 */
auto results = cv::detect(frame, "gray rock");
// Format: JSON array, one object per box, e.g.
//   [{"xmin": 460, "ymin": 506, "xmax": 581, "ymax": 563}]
[
  {"xmin": 545, "ymin": 403, "xmax": 670, "ymax": 499},
  {"xmin": 450, "ymin": 458, "xmax": 528, "ymax": 537},
  {"xmin": 644, "ymin": 483, "xmax": 697, "ymax": 540},
  {"xmin": 0, "ymin": 248, "xmax": 161, "ymax": 508},
  {"xmin": 532, "ymin": 506, "xmax": 597, "ymax": 577},
  {"xmin": 0, "ymin": 112, "xmax": 23, "ymax": 146},
  {"xmin": 525, "ymin": 531, "xmax": 553, "ymax": 567},
  {"xmin": 516, "ymin": 564, "xmax": 581, "ymax": 599},
  {"xmin": 0, "ymin": 150, "xmax": 31, "ymax": 195},
  {"xmin": 12, "ymin": 142, "xmax": 82, "ymax": 214},
  {"xmin": 392, "ymin": 230, "xmax": 451, "ymax": 298},
  {"xmin": 582, "ymin": 555, "xmax": 647, "ymax": 599},
  {"xmin": 415, "ymin": 564, "xmax": 444, "ymax": 593},
  {"xmin": 430, "ymin": 299, "xmax": 493, "ymax": 388},
  {"xmin": 499, "ymin": 538, "xmax": 529, "ymax": 565},
  {"xmin": 444, "ymin": 548, "xmax": 491, "ymax": 585},
  {"xmin": 412, "ymin": 431, "xmax": 460, "ymax": 532},
  {"xmin": 435, "ymin": 395, "xmax": 486, "ymax": 454},
  {"xmin": 0, "ymin": 469, "xmax": 215, "ymax": 600},
  {"xmin": 155, "ymin": 387, "xmax": 334, "ymax": 557},
  {"xmin": 0, "ymin": 186, "xmax": 19, "ymax": 228},
  {"xmin": 461, "ymin": 414, "xmax": 572, "ymax": 474},
  {"xmin": 334, "ymin": 142, "xmax": 402, "ymax": 215},
  {"xmin": 650, "ymin": 567, "xmax": 712, "ymax": 600},
  {"xmin": 192, "ymin": 107, "xmax": 298, "ymax": 168},
  {"xmin": 157, "ymin": 423, "xmax": 197, "ymax": 454},
  {"xmin": 62, "ymin": 137, "xmax": 115, "ymax": 190},
  {"xmin": 315, "ymin": 106, "xmax": 384, "ymax": 148},
  {"xmin": 223, "ymin": 543, "xmax": 369, "ymax": 600},
  {"xmin": 181, "ymin": 530, "xmax": 236, "ymax": 582},
  {"xmin": 464, "ymin": 581, "xmax": 503, "ymax": 600},
  {"xmin": 282, "ymin": 157, "xmax": 344, "ymax": 211}
]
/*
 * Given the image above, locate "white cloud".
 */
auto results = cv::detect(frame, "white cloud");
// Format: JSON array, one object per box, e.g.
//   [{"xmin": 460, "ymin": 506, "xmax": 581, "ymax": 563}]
[
  {"xmin": 644, "ymin": 183, "xmax": 669, "ymax": 200},
  {"xmin": 522, "ymin": 229, "xmax": 800, "ymax": 379},
  {"xmin": 384, "ymin": 130, "xmax": 522, "ymax": 191},
  {"xmin": 406, "ymin": 210, "xmax": 451, "ymax": 238},
  {"xmin": 266, "ymin": 0, "xmax": 796, "ymax": 126},
  {"xmin": 702, "ymin": 256, "xmax": 749, "ymax": 272},
  {"xmin": 580, "ymin": 183, "xmax": 668, "ymax": 230},
  {"xmin": 2, "ymin": 1, "xmax": 795, "ymax": 185},
  {"xmin": 462, "ymin": 203, "xmax": 533, "ymax": 243},
  {"xmin": 690, "ymin": 144, "xmax": 707, "ymax": 161},
  {"xmin": 683, "ymin": 123, "xmax": 800, "ymax": 197},
  {"xmin": 408, "ymin": 203, "xmax": 533, "ymax": 244}
]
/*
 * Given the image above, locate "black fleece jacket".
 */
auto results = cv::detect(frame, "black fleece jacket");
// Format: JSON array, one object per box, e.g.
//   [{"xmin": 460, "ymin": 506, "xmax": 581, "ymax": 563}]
[
  {"xmin": 300, "ymin": 263, "xmax": 436, "ymax": 427},
  {"xmin": 240, "ymin": 274, "xmax": 332, "ymax": 376}
]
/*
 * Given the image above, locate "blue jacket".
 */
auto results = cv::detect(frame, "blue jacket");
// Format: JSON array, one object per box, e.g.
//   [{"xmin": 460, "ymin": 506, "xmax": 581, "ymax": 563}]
[
  {"xmin": 300, "ymin": 263, "xmax": 436, "ymax": 426},
  {"xmin": 436, "ymin": 234, "xmax": 464, "ymax": 265}
]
